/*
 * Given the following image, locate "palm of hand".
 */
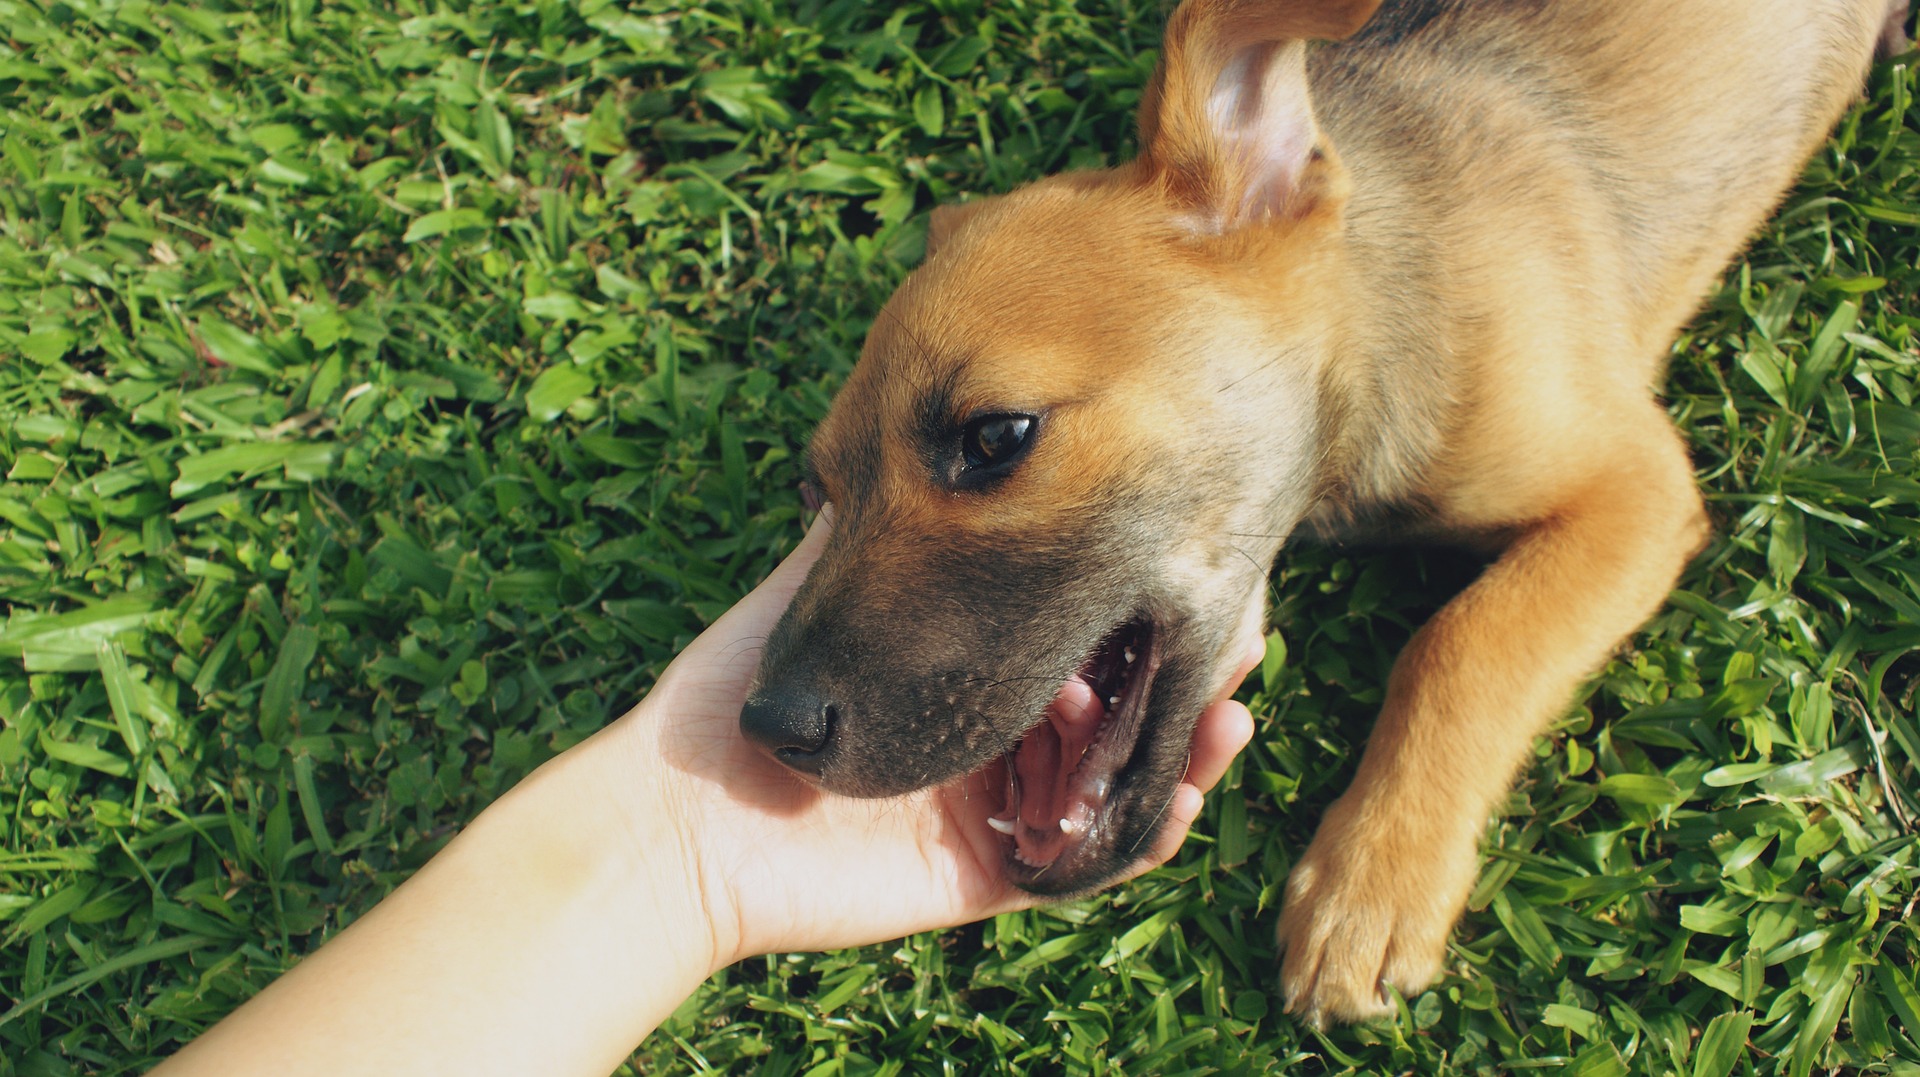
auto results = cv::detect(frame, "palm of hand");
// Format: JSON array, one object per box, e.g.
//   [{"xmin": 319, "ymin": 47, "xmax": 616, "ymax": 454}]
[{"xmin": 620, "ymin": 512, "xmax": 1256, "ymax": 964}]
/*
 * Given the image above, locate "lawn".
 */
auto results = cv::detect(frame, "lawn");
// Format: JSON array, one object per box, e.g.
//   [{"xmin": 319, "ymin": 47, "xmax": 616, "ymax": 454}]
[{"xmin": 2, "ymin": 1, "xmax": 1918, "ymax": 1073}]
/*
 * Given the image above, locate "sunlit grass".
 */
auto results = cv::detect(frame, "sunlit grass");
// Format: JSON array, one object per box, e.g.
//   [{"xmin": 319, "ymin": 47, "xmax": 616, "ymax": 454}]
[{"xmin": 0, "ymin": 2, "xmax": 1916, "ymax": 1073}]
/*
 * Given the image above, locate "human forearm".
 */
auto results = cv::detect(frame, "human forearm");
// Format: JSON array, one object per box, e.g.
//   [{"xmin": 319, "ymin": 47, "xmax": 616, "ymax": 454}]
[
  {"xmin": 153, "ymin": 504, "xmax": 1257, "ymax": 1073},
  {"xmin": 154, "ymin": 715, "xmax": 713, "ymax": 1077}
]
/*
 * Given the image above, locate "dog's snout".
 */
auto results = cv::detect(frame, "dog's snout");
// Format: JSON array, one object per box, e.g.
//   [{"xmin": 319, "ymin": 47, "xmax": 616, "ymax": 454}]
[{"xmin": 739, "ymin": 692, "xmax": 838, "ymax": 776}]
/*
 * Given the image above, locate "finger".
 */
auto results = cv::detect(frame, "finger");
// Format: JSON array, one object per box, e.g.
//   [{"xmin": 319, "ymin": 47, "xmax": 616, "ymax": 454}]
[
  {"xmin": 1184, "ymin": 699, "xmax": 1255, "ymax": 793},
  {"xmin": 1133, "ymin": 784, "xmax": 1205, "ymax": 871},
  {"xmin": 750, "ymin": 504, "xmax": 835, "ymax": 603},
  {"xmin": 1215, "ymin": 627, "xmax": 1269, "ymax": 703},
  {"xmin": 1241, "ymin": 627, "xmax": 1267, "ymax": 677},
  {"xmin": 694, "ymin": 506, "xmax": 835, "ymax": 647}
]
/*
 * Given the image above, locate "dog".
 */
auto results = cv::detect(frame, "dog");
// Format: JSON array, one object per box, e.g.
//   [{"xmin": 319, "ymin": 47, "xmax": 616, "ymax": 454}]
[{"xmin": 738, "ymin": 0, "xmax": 1907, "ymax": 1025}]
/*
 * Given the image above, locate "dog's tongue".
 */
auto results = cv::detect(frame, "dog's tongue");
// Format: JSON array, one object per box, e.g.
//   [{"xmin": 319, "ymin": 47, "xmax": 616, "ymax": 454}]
[{"xmin": 1012, "ymin": 676, "xmax": 1105, "ymax": 834}]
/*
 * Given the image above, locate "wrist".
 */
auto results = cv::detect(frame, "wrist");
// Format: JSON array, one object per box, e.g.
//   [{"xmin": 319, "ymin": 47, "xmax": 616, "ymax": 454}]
[
  {"xmin": 550, "ymin": 698, "xmax": 742, "ymax": 974},
  {"xmin": 162, "ymin": 701, "xmax": 736, "ymax": 1076}
]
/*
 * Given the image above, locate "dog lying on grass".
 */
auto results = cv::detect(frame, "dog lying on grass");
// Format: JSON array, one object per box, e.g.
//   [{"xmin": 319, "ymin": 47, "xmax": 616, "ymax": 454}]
[{"xmin": 739, "ymin": 0, "xmax": 1907, "ymax": 1024}]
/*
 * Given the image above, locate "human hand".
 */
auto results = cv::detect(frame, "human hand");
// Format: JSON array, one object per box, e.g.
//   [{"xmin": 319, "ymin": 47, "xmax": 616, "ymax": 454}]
[{"xmin": 604, "ymin": 509, "xmax": 1262, "ymax": 969}]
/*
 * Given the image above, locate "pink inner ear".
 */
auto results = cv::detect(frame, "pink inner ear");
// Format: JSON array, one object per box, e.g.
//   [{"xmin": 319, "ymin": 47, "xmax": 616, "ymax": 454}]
[{"xmin": 1203, "ymin": 40, "xmax": 1319, "ymax": 227}]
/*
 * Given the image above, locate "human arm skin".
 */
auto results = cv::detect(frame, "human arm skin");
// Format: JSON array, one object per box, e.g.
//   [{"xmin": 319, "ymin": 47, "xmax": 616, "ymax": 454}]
[{"xmin": 154, "ymin": 511, "xmax": 1260, "ymax": 1076}]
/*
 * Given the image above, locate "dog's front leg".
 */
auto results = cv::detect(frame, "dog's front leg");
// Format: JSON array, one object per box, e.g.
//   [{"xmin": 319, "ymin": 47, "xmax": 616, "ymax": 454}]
[{"xmin": 1277, "ymin": 416, "xmax": 1707, "ymax": 1025}]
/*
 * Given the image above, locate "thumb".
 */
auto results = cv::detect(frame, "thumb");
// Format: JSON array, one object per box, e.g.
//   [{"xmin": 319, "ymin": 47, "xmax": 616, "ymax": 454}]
[{"xmin": 693, "ymin": 507, "xmax": 835, "ymax": 652}]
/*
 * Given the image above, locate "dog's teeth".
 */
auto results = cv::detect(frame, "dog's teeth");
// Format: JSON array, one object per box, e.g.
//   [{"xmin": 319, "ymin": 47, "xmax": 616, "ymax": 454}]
[
  {"xmin": 987, "ymin": 815, "xmax": 1016, "ymax": 835},
  {"xmin": 1060, "ymin": 817, "xmax": 1075, "ymax": 834},
  {"xmin": 1123, "ymin": 647, "xmax": 1135, "ymax": 664},
  {"xmin": 1108, "ymin": 695, "xmax": 1120, "ymax": 707}
]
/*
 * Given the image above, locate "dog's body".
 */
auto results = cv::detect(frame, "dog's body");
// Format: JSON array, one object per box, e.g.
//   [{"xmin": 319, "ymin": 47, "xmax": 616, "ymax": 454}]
[{"xmin": 742, "ymin": 0, "xmax": 1902, "ymax": 1023}]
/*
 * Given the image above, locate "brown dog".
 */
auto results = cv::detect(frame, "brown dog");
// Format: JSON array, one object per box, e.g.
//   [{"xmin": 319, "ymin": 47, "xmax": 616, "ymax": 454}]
[{"xmin": 740, "ymin": 0, "xmax": 1903, "ymax": 1025}]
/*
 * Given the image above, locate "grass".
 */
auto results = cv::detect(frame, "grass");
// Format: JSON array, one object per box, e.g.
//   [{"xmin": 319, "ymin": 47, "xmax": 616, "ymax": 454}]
[{"xmin": 0, "ymin": 0, "xmax": 1917, "ymax": 1073}]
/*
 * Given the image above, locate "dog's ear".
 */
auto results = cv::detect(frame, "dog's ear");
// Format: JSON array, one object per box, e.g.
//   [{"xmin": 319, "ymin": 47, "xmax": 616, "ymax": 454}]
[
  {"xmin": 1138, "ymin": 0, "xmax": 1379, "ymax": 232},
  {"xmin": 925, "ymin": 197, "xmax": 995, "ymax": 259}
]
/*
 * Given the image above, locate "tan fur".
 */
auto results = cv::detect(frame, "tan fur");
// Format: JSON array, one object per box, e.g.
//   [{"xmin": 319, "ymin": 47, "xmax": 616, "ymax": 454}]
[{"xmin": 767, "ymin": 0, "xmax": 1893, "ymax": 1025}]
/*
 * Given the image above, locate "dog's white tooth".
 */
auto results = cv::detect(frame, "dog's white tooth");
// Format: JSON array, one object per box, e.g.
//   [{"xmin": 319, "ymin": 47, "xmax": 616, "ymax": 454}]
[
  {"xmin": 1123, "ymin": 647, "xmax": 1135, "ymax": 664},
  {"xmin": 1060, "ymin": 817, "xmax": 1075, "ymax": 834},
  {"xmin": 1108, "ymin": 695, "xmax": 1120, "ymax": 707},
  {"xmin": 987, "ymin": 815, "xmax": 1016, "ymax": 835}
]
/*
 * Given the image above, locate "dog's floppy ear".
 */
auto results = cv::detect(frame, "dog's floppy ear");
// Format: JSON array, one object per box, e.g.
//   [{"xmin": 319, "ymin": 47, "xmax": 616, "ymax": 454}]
[
  {"xmin": 925, "ymin": 197, "xmax": 994, "ymax": 258},
  {"xmin": 1138, "ymin": 0, "xmax": 1379, "ymax": 232}
]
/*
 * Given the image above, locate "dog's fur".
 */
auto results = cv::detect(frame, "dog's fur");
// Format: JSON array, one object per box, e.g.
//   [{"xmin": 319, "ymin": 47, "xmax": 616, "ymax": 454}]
[{"xmin": 742, "ymin": 0, "xmax": 1903, "ymax": 1023}]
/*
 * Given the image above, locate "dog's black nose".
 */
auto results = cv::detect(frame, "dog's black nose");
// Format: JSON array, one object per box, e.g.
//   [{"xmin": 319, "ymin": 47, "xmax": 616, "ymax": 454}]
[{"xmin": 739, "ymin": 693, "xmax": 837, "ymax": 776}]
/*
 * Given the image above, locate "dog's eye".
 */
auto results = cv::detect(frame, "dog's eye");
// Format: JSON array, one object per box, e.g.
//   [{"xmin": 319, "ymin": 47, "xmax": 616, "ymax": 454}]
[{"xmin": 961, "ymin": 414, "xmax": 1035, "ymax": 472}]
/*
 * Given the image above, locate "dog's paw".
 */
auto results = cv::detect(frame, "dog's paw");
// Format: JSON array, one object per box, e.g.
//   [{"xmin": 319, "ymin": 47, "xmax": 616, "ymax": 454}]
[{"xmin": 1274, "ymin": 794, "xmax": 1478, "ymax": 1026}]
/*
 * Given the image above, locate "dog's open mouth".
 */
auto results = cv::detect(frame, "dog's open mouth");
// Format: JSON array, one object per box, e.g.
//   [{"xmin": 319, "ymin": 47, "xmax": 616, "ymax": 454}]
[{"xmin": 988, "ymin": 618, "xmax": 1160, "ymax": 883}]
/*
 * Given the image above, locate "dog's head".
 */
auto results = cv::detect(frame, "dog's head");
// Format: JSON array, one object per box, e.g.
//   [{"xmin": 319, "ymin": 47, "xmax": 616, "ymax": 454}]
[{"xmin": 742, "ymin": 0, "xmax": 1380, "ymax": 894}]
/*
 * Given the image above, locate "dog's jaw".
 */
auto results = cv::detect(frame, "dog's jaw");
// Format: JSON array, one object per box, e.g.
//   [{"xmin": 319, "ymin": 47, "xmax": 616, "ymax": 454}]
[{"xmin": 992, "ymin": 619, "xmax": 1162, "ymax": 883}]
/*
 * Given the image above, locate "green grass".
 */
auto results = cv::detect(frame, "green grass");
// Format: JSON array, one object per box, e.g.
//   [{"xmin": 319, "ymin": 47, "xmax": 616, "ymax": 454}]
[{"xmin": 1, "ymin": 1, "xmax": 1918, "ymax": 1073}]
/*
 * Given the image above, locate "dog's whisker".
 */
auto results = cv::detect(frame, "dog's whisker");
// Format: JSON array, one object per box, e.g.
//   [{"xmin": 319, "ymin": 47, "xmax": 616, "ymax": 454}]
[
  {"xmin": 713, "ymin": 634, "xmax": 772, "ymax": 662},
  {"xmin": 1124, "ymin": 750, "xmax": 1192, "ymax": 861}
]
